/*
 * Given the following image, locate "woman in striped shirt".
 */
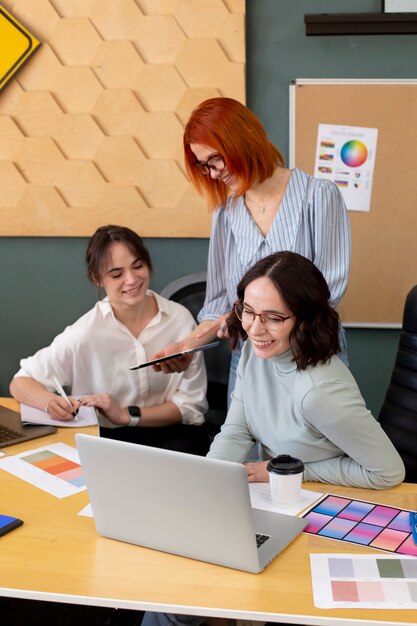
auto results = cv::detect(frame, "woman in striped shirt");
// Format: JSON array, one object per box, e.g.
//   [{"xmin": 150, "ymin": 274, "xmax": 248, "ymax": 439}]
[{"xmin": 152, "ymin": 97, "xmax": 350, "ymax": 398}]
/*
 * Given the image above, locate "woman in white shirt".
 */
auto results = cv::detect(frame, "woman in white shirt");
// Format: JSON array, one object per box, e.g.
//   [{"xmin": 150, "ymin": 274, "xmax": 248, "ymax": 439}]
[{"xmin": 10, "ymin": 225, "xmax": 209, "ymax": 455}]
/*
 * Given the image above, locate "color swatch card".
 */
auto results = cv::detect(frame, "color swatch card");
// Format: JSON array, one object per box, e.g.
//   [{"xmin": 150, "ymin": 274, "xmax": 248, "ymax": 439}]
[
  {"xmin": 314, "ymin": 123, "xmax": 378, "ymax": 213},
  {"xmin": 302, "ymin": 494, "xmax": 417, "ymax": 557},
  {"xmin": 0, "ymin": 443, "xmax": 85, "ymax": 498},
  {"xmin": 310, "ymin": 554, "xmax": 417, "ymax": 609}
]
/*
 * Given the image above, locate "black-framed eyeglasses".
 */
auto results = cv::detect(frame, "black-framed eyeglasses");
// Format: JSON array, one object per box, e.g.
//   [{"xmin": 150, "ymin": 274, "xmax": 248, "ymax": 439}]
[
  {"xmin": 193, "ymin": 153, "xmax": 225, "ymax": 176},
  {"xmin": 234, "ymin": 301, "xmax": 292, "ymax": 331}
]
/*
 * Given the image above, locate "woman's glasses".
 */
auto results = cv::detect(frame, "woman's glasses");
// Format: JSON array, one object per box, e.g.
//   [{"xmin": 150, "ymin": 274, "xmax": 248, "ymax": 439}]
[
  {"xmin": 234, "ymin": 301, "xmax": 292, "ymax": 331},
  {"xmin": 193, "ymin": 153, "xmax": 225, "ymax": 176}
]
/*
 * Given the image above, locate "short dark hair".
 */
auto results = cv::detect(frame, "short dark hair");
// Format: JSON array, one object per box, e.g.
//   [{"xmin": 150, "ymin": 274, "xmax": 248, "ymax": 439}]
[
  {"xmin": 86, "ymin": 225, "xmax": 152, "ymax": 285},
  {"xmin": 227, "ymin": 251, "xmax": 340, "ymax": 370}
]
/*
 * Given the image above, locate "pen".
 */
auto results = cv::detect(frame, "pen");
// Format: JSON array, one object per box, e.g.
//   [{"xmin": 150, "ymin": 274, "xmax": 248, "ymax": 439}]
[
  {"xmin": 410, "ymin": 512, "xmax": 417, "ymax": 546},
  {"xmin": 51, "ymin": 375, "xmax": 78, "ymax": 419}
]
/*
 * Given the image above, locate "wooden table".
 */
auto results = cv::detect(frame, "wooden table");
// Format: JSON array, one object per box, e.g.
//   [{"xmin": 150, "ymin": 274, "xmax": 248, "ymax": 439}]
[{"xmin": 1, "ymin": 398, "xmax": 417, "ymax": 625}]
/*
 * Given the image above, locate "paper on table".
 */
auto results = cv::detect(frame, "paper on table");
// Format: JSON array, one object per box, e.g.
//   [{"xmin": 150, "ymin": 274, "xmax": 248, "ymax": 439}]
[
  {"xmin": 78, "ymin": 503, "xmax": 93, "ymax": 517},
  {"xmin": 249, "ymin": 482, "xmax": 323, "ymax": 516},
  {"xmin": 0, "ymin": 442, "xmax": 85, "ymax": 498},
  {"xmin": 310, "ymin": 553, "xmax": 417, "ymax": 609},
  {"xmin": 21, "ymin": 403, "xmax": 98, "ymax": 427}
]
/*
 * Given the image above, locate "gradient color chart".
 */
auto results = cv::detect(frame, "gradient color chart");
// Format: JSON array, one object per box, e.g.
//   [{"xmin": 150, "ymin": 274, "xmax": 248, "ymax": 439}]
[
  {"xmin": 310, "ymin": 554, "xmax": 417, "ymax": 609},
  {"xmin": 302, "ymin": 494, "xmax": 417, "ymax": 557},
  {"xmin": 22, "ymin": 449, "xmax": 85, "ymax": 488}
]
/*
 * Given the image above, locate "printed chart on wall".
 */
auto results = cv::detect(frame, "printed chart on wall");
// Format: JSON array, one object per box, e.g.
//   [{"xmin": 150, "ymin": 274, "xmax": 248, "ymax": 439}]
[
  {"xmin": 0, "ymin": 443, "xmax": 85, "ymax": 498},
  {"xmin": 302, "ymin": 494, "xmax": 417, "ymax": 557},
  {"xmin": 314, "ymin": 124, "xmax": 378, "ymax": 212},
  {"xmin": 310, "ymin": 554, "xmax": 417, "ymax": 609}
]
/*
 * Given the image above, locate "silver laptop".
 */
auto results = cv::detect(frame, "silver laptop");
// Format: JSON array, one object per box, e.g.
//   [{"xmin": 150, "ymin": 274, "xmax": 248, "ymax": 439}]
[
  {"xmin": 76, "ymin": 434, "xmax": 307, "ymax": 573},
  {"xmin": 0, "ymin": 405, "xmax": 56, "ymax": 449}
]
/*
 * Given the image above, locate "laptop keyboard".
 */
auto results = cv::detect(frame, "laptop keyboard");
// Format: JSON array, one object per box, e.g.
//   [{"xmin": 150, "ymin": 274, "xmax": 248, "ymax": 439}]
[
  {"xmin": 0, "ymin": 425, "xmax": 25, "ymax": 447},
  {"xmin": 256, "ymin": 533, "xmax": 270, "ymax": 548}
]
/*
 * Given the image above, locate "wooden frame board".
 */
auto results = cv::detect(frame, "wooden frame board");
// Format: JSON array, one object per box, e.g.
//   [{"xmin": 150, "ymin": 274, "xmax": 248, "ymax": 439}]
[{"xmin": 290, "ymin": 79, "xmax": 417, "ymax": 327}]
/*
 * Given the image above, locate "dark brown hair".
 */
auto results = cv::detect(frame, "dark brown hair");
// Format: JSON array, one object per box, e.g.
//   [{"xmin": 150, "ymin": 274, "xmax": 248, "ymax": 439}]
[
  {"xmin": 227, "ymin": 252, "xmax": 340, "ymax": 370},
  {"xmin": 183, "ymin": 97, "xmax": 284, "ymax": 210},
  {"xmin": 86, "ymin": 225, "xmax": 152, "ymax": 285}
]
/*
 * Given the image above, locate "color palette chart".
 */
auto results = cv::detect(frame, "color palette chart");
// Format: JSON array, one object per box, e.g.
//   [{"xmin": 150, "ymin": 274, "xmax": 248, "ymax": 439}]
[
  {"xmin": 22, "ymin": 449, "xmax": 84, "ymax": 487},
  {"xmin": 302, "ymin": 494, "xmax": 417, "ymax": 557},
  {"xmin": 314, "ymin": 123, "xmax": 378, "ymax": 212},
  {"xmin": 0, "ymin": 442, "xmax": 86, "ymax": 498},
  {"xmin": 310, "ymin": 554, "xmax": 417, "ymax": 609}
]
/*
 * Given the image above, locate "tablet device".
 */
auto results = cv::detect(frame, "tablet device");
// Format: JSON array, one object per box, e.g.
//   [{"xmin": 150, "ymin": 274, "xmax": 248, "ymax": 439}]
[{"xmin": 129, "ymin": 341, "xmax": 220, "ymax": 370}]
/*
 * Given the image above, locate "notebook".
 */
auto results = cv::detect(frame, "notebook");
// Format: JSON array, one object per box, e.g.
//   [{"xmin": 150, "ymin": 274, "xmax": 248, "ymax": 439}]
[
  {"xmin": 0, "ymin": 405, "xmax": 56, "ymax": 449},
  {"xmin": 20, "ymin": 402, "xmax": 98, "ymax": 427},
  {"xmin": 76, "ymin": 434, "xmax": 307, "ymax": 573}
]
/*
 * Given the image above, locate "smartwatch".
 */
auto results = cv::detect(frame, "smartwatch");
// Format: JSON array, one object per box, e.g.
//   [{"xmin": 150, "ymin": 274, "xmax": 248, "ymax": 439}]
[{"xmin": 127, "ymin": 405, "xmax": 141, "ymax": 427}]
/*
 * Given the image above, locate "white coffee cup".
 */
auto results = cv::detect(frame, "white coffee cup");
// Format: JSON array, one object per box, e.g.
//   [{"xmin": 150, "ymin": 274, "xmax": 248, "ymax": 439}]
[{"xmin": 266, "ymin": 454, "xmax": 304, "ymax": 507}]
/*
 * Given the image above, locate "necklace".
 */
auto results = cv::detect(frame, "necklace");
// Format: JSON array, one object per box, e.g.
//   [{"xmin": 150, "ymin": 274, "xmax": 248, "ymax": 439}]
[{"xmin": 244, "ymin": 193, "xmax": 273, "ymax": 214}]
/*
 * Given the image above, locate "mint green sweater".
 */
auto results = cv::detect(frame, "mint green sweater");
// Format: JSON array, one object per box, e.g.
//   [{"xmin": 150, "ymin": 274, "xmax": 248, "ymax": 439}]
[{"xmin": 208, "ymin": 344, "xmax": 405, "ymax": 489}]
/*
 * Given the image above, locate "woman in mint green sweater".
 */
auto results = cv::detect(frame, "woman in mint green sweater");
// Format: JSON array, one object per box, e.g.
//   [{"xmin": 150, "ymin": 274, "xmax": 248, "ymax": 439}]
[{"xmin": 207, "ymin": 251, "xmax": 404, "ymax": 490}]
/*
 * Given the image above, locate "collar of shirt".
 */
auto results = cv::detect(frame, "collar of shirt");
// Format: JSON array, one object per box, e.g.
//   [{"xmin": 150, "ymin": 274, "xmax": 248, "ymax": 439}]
[{"xmin": 97, "ymin": 290, "xmax": 171, "ymax": 327}]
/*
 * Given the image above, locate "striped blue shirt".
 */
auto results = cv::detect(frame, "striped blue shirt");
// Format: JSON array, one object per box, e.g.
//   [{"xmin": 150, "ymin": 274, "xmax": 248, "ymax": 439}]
[{"xmin": 198, "ymin": 168, "xmax": 351, "ymax": 321}]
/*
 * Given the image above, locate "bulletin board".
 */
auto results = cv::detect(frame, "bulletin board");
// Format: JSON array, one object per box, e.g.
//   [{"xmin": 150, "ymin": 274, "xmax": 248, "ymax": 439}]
[{"xmin": 290, "ymin": 79, "xmax": 417, "ymax": 327}]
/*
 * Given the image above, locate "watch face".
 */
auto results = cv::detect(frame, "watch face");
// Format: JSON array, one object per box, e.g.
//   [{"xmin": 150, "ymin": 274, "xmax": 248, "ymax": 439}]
[{"xmin": 128, "ymin": 406, "xmax": 141, "ymax": 418}]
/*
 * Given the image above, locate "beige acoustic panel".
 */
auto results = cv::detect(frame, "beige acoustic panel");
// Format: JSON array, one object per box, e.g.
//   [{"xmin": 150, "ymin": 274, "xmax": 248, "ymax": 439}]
[{"xmin": 0, "ymin": 0, "xmax": 246, "ymax": 236}]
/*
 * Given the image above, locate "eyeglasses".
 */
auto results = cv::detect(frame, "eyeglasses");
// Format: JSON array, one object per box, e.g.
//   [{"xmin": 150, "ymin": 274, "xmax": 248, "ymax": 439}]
[
  {"xmin": 193, "ymin": 153, "xmax": 225, "ymax": 176},
  {"xmin": 234, "ymin": 301, "xmax": 292, "ymax": 331}
]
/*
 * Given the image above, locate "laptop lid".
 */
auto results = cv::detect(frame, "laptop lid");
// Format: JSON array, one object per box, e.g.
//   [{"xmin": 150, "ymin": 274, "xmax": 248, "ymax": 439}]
[
  {"xmin": 76, "ymin": 434, "xmax": 307, "ymax": 573},
  {"xmin": 0, "ymin": 405, "xmax": 57, "ymax": 449}
]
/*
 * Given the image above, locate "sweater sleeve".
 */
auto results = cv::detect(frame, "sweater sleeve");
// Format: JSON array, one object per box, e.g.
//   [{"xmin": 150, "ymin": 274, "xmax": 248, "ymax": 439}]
[
  {"xmin": 301, "ymin": 381, "xmax": 405, "ymax": 489},
  {"xmin": 207, "ymin": 364, "xmax": 256, "ymax": 461}
]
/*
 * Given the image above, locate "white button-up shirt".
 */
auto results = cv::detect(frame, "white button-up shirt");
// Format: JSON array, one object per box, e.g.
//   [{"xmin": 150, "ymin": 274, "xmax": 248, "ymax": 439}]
[{"xmin": 14, "ymin": 291, "xmax": 208, "ymax": 427}]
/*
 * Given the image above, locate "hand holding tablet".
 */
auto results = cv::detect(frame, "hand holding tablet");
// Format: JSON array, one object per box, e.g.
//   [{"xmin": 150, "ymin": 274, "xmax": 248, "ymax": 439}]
[{"xmin": 129, "ymin": 341, "xmax": 220, "ymax": 370}]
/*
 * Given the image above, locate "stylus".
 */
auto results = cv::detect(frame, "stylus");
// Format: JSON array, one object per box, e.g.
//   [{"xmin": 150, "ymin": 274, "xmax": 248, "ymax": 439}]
[{"xmin": 51, "ymin": 375, "xmax": 78, "ymax": 418}]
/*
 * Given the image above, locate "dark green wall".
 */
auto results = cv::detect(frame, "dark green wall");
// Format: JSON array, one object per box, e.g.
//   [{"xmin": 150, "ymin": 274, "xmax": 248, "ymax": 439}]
[{"xmin": 2, "ymin": 0, "xmax": 416, "ymax": 416}]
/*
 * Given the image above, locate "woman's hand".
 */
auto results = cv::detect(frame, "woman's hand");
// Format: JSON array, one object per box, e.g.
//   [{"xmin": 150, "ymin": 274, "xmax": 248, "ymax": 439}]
[
  {"xmin": 215, "ymin": 314, "xmax": 229, "ymax": 339},
  {"xmin": 244, "ymin": 460, "xmax": 270, "ymax": 483},
  {"xmin": 150, "ymin": 318, "xmax": 225, "ymax": 374},
  {"xmin": 149, "ymin": 341, "xmax": 194, "ymax": 374},
  {"xmin": 46, "ymin": 395, "xmax": 81, "ymax": 421},
  {"xmin": 80, "ymin": 393, "xmax": 129, "ymax": 426}
]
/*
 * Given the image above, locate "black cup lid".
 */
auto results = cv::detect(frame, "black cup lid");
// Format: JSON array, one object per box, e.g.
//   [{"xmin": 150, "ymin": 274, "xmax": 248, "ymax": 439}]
[{"xmin": 266, "ymin": 454, "xmax": 304, "ymax": 475}]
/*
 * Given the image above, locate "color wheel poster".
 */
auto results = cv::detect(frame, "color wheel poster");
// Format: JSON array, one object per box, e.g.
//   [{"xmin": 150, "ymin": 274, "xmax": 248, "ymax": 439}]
[{"xmin": 314, "ymin": 124, "xmax": 378, "ymax": 212}]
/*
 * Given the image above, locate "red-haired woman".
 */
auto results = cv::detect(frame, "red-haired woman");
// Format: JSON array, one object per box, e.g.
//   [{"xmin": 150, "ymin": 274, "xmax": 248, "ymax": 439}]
[{"xmin": 153, "ymin": 97, "xmax": 350, "ymax": 399}]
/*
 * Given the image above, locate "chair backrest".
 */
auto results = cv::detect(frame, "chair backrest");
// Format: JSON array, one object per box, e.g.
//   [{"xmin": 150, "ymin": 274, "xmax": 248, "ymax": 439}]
[
  {"xmin": 160, "ymin": 272, "xmax": 231, "ymax": 431},
  {"xmin": 379, "ymin": 284, "xmax": 417, "ymax": 482}
]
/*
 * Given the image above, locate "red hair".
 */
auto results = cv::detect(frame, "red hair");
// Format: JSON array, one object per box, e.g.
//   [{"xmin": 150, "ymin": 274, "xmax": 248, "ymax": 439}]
[{"xmin": 183, "ymin": 97, "xmax": 284, "ymax": 210}]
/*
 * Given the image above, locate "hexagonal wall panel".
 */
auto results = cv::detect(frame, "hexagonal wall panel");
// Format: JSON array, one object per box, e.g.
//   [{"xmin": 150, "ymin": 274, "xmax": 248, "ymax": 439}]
[
  {"xmin": 92, "ymin": 41, "xmax": 144, "ymax": 89},
  {"xmin": 50, "ymin": 18, "xmax": 102, "ymax": 65},
  {"xmin": 0, "ymin": 0, "xmax": 245, "ymax": 236}
]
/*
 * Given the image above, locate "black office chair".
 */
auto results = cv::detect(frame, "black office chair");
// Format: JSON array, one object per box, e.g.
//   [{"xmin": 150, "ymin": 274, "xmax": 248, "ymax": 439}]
[
  {"xmin": 161, "ymin": 272, "xmax": 231, "ymax": 438},
  {"xmin": 378, "ymin": 285, "xmax": 417, "ymax": 482}
]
